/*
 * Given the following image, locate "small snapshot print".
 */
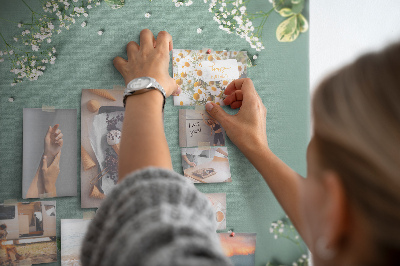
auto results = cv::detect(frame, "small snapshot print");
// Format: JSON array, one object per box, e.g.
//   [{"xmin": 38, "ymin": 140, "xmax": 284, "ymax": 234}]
[
  {"xmin": 179, "ymin": 109, "xmax": 226, "ymax": 148},
  {"xmin": 22, "ymin": 108, "xmax": 77, "ymax": 199},
  {"xmin": 81, "ymin": 89, "xmax": 125, "ymax": 208},
  {"xmin": 205, "ymin": 193, "xmax": 227, "ymax": 230},
  {"xmin": 219, "ymin": 233, "xmax": 256, "ymax": 266},
  {"xmin": 61, "ymin": 219, "xmax": 92, "ymax": 266},
  {"xmin": 0, "ymin": 201, "xmax": 57, "ymax": 265},
  {"xmin": 173, "ymin": 49, "xmax": 248, "ymax": 106},
  {"xmin": 181, "ymin": 147, "xmax": 231, "ymax": 183}
]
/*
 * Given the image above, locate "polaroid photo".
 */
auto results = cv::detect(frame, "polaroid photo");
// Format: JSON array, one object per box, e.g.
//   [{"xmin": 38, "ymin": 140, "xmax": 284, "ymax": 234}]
[
  {"xmin": 81, "ymin": 89, "xmax": 125, "ymax": 208},
  {"xmin": 179, "ymin": 109, "xmax": 226, "ymax": 148},
  {"xmin": 22, "ymin": 108, "xmax": 77, "ymax": 199},
  {"xmin": 205, "ymin": 193, "xmax": 226, "ymax": 230},
  {"xmin": 172, "ymin": 49, "xmax": 248, "ymax": 106},
  {"xmin": 61, "ymin": 219, "xmax": 92, "ymax": 265},
  {"xmin": 219, "ymin": 233, "xmax": 257, "ymax": 266},
  {"xmin": 0, "ymin": 201, "xmax": 57, "ymax": 265},
  {"xmin": 181, "ymin": 147, "xmax": 231, "ymax": 183}
]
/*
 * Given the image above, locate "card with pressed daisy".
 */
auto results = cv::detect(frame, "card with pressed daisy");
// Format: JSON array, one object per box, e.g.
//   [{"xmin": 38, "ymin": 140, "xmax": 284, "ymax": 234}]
[{"xmin": 173, "ymin": 49, "xmax": 248, "ymax": 106}]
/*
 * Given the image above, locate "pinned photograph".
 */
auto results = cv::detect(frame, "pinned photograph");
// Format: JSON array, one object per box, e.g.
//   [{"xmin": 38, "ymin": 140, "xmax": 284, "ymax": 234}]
[
  {"xmin": 219, "ymin": 233, "xmax": 257, "ymax": 266},
  {"xmin": 179, "ymin": 109, "xmax": 226, "ymax": 148},
  {"xmin": 61, "ymin": 219, "xmax": 92, "ymax": 265},
  {"xmin": 181, "ymin": 147, "xmax": 231, "ymax": 183},
  {"xmin": 0, "ymin": 201, "xmax": 57, "ymax": 265},
  {"xmin": 205, "ymin": 193, "xmax": 227, "ymax": 230},
  {"xmin": 22, "ymin": 108, "xmax": 77, "ymax": 199},
  {"xmin": 172, "ymin": 49, "xmax": 248, "ymax": 106},
  {"xmin": 81, "ymin": 89, "xmax": 125, "ymax": 208}
]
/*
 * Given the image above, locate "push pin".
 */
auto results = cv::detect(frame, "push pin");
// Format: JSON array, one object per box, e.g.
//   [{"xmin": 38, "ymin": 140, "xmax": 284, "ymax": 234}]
[
  {"xmin": 206, "ymin": 49, "xmax": 212, "ymax": 54},
  {"xmin": 229, "ymin": 229, "xmax": 235, "ymax": 237}
]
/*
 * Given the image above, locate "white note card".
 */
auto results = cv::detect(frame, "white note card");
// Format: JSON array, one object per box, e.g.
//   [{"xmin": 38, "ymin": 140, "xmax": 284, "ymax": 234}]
[{"xmin": 198, "ymin": 59, "xmax": 239, "ymax": 82}]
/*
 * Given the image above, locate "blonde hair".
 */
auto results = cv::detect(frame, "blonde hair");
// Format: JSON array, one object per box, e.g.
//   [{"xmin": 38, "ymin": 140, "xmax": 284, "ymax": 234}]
[{"xmin": 312, "ymin": 43, "xmax": 400, "ymax": 263}]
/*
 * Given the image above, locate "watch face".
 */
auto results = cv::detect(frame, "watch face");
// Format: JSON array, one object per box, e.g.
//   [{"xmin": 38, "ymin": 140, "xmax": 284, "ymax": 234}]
[{"xmin": 131, "ymin": 77, "xmax": 151, "ymax": 90}]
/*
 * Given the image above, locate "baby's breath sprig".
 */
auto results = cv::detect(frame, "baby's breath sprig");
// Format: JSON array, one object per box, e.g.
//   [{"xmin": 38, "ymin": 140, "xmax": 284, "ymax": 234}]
[
  {"xmin": 0, "ymin": 0, "xmax": 101, "ymax": 86},
  {"xmin": 267, "ymin": 216, "xmax": 310, "ymax": 266}
]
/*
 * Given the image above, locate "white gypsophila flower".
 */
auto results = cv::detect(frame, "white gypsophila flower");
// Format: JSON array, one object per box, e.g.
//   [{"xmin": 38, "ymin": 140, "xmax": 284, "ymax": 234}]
[
  {"xmin": 292, "ymin": 263, "xmax": 297, "ymax": 266},
  {"xmin": 31, "ymin": 60, "xmax": 36, "ymax": 66},
  {"xmin": 97, "ymin": 30, "xmax": 103, "ymax": 35},
  {"xmin": 48, "ymin": 52, "xmax": 52, "ymax": 56},
  {"xmin": 81, "ymin": 21, "xmax": 86, "ymax": 27},
  {"xmin": 18, "ymin": 23, "xmax": 22, "ymax": 28},
  {"xmin": 46, "ymin": 1, "xmax": 51, "ymax": 7},
  {"xmin": 32, "ymin": 45, "xmax": 39, "ymax": 51},
  {"xmin": 57, "ymin": 29, "xmax": 62, "ymax": 34},
  {"xmin": 8, "ymin": 97, "xmax": 14, "ymax": 102},
  {"xmin": 9, "ymin": 50, "xmax": 14, "ymax": 55},
  {"xmin": 13, "ymin": 37, "xmax": 18, "ymax": 42},
  {"xmin": 269, "ymin": 228, "xmax": 273, "ymax": 233},
  {"xmin": 145, "ymin": 13, "xmax": 151, "ymax": 18},
  {"xmin": 185, "ymin": 0, "xmax": 193, "ymax": 6},
  {"xmin": 295, "ymin": 235, "xmax": 299, "ymax": 239},
  {"xmin": 278, "ymin": 228, "xmax": 284, "ymax": 233},
  {"xmin": 96, "ymin": 2, "xmax": 100, "ymax": 5},
  {"xmin": 47, "ymin": 38, "xmax": 51, "ymax": 43},
  {"xmin": 73, "ymin": 0, "xmax": 78, "ymax": 2},
  {"xmin": 83, "ymin": 13, "xmax": 88, "ymax": 17},
  {"xmin": 11, "ymin": 83, "xmax": 17, "ymax": 86},
  {"xmin": 302, "ymin": 254, "xmax": 307, "ymax": 259},
  {"xmin": 253, "ymin": 55, "xmax": 257, "ymax": 59},
  {"xmin": 197, "ymin": 28, "xmax": 202, "ymax": 34},
  {"xmin": 274, "ymin": 235, "xmax": 278, "ymax": 239},
  {"xmin": 87, "ymin": 5, "xmax": 92, "ymax": 9},
  {"xmin": 0, "ymin": 58, "xmax": 5, "ymax": 63},
  {"xmin": 52, "ymin": 47, "xmax": 56, "ymax": 53}
]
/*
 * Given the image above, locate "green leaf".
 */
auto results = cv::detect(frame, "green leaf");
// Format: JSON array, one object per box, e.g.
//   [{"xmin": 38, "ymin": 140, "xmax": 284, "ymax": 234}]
[
  {"xmin": 276, "ymin": 15, "xmax": 300, "ymax": 42},
  {"xmin": 297, "ymin": 13, "xmax": 309, "ymax": 33},
  {"xmin": 278, "ymin": 7, "xmax": 294, "ymax": 17},
  {"xmin": 104, "ymin": 0, "xmax": 125, "ymax": 9}
]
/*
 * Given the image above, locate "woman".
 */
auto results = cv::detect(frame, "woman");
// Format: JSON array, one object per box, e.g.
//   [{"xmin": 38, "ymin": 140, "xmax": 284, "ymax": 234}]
[
  {"xmin": 201, "ymin": 113, "xmax": 225, "ymax": 146},
  {"xmin": 81, "ymin": 29, "xmax": 400, "ymax": 265},
  {"xmin": 0, "ymin": 224, "xmax": 24, "ymax": 263}
]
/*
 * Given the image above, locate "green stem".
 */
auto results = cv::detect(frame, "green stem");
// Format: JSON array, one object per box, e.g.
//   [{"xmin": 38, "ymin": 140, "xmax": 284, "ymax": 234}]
[
  {"xmin": 21, "ymin": 0, "xmax": 39, "ymax": 14},
  {"xmin": 0, "ymin": 17, "xmax": 21, "ymax": 24},
  {"xmin": 0, "ymin": 31, "xmax": 10, "ymax": 47}
]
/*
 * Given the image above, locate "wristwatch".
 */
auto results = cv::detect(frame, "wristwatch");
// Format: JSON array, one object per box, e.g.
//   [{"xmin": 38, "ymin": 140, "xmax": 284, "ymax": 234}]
[{"xmin": 123, "ymin": 77, "xmax": 166, "ymax": 109}]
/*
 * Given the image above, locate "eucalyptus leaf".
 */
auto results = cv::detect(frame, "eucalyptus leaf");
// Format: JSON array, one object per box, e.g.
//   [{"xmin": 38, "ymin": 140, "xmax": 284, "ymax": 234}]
[
  {"xmin": 278, "ymin": 8, "xmax": 294, "ymax": 17},
  {"xmin": 273, "ymin": 0, "xmax": 304, "ymax": 14},
  {"xmin": 297, "ymin": 13, "xmax": 309, "ymax": 33},
  {"xmin": 104, "ymin": 0, "xmax": 125, "ymax": 9},
  {"xmin": 276, "ymin": 15, "xmax": 300, "ymax": 42}
]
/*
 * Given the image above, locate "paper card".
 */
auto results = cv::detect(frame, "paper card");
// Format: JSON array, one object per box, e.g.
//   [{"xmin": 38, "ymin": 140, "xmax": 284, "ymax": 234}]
[
  {"xmin": 22, "ymin": 108, "xmax": 77, "ymax": 199},
  {"xmin": 205, "ymin": 193, "xmax": 227, "ymax": 230},
  {"xmin": 173, "ymin": 49, "xmax": 248, "ymax": 106},
  {"xmin": 61, "ymin": 219, "xmax": 92, "ymax": 266},
  {"xmin": 179, "ymin": 109, "xmax": 226, "ymax": 148},
  {"xmin": 181, "ymin": 147, "xmax": 231, "ymax": 183},
  {"xmin": 219, "ymin": 233, "xmax": 257, "ymax": 266},
  {"xmin": 81, "ymin": 89, "xmax": 124, "ymax": 208},
  {"xmin": 0, "ymin": 201, "xmax": 57, "ymax": 265}
]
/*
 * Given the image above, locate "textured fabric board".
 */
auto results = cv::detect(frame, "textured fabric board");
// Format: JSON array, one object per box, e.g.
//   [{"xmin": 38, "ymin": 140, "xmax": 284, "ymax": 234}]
[{"xmin": 0, "ymin": 0, "xmax": 309, "ymax": 265}]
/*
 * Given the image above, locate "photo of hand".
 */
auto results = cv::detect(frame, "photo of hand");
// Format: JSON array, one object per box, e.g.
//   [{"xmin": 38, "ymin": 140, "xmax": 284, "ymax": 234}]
[{"xmin": 26, "ymin": 124, "xmax": 63, "ymax": 198}]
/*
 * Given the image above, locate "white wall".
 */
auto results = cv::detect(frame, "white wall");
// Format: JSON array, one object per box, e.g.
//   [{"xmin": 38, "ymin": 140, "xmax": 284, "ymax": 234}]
[{"xmin": 310, "ymin": 1, "xmax": 400, "ymax": 92}]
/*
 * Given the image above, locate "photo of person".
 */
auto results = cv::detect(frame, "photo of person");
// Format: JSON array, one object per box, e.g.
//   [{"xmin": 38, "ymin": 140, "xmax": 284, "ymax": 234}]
[
  {"xmin": 22, "ymin": 109, "xmax": 77, "ymax": 199},
  {"xmin": 0, "ymin": 201, "xmax": 57, "ymax": 265},
  {"xmin": 201, "ymin": 113, "xmax": 225, "ymax": 146},
  {"xmin": 179, "ymin": 109, "xmax": 226, "ymax": 147},
  {"xmin": 181, "ymin": 147, "xmax": 231, "ymax": 183}
]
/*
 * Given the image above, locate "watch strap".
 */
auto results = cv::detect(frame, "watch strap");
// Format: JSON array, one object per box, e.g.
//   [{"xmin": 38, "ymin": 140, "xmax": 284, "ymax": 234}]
[{"xmin": 123, "ymin": 78, "xmax": 166, "ymax": 110}]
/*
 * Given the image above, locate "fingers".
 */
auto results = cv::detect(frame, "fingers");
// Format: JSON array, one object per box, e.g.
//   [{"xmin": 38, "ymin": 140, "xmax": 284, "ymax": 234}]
[
  {"xmin": 223, "ymin": 90, "xmax": 243, "ymax": 108},
  {"xmin": 42, "ymin": 156, "xmax": 48, "ymax": 172},
  {"xmin": 57, "ymin": 139, "xmax": 63, "ymax": 147},
  {"xmin": 139, "ymin": 29, "xmax": 155, "ymax": 53},
  {"xmin": 126, "ymin": 41, "xmax": 139, "ymax": 59},
  {"xmin": 155, "ymin": 31, "xmax": 173, "ymax": 53},
  {"xmin": 171, "ymin": 85, "xmax": 182, "ymax": 96},
  {"xmin": 55, "ymin": 133, "xmax": 63, "ymax": 141},
  {"xmin": 205, "ymin": 102, "xmax": 231, "ymax": 127},
  {"xmin": 113, "ymin": 56, "xmax": 128, "ymax": 73}
]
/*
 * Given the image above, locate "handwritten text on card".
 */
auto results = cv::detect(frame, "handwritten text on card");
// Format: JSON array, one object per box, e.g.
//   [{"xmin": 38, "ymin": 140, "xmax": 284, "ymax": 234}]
[{"xmin": 198, "ymin": 59, "xmax": 239, "ymax": 82}]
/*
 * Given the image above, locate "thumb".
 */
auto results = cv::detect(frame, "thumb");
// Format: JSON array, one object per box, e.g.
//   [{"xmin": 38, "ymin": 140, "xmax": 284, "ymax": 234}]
[
  {"xmin": 42, "ymin": 156, "xmax": 48, "ymax": 172},
  {"xmin": 205, "ymin": 102, "xmax": 231, "ymax": 127}
]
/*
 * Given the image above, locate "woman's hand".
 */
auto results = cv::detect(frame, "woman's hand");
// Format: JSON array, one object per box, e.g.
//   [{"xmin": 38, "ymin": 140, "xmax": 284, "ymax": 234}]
[
  {"xmin": 113, "ymin": 29, "xmax": 180, "ymax": 97},
  {"xmin": 44, "ymin": 124, "xmax": 63, "ymax": 166},
  {"xmin": 41, "ymin": 152, "xmax": 61, "ymax": 197},
  {"xmin": 205, "ymin": 78, "xmax": 269, "ymax": 155}
]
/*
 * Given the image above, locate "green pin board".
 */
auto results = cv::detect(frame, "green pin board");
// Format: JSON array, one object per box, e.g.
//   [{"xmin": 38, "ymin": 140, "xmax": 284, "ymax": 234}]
[{"xmin": 0, "ymin": 0, "xmax": 309, "ymax": 265}]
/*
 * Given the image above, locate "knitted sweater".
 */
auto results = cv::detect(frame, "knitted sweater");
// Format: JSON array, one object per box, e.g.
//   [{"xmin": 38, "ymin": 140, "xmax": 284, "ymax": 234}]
[{"xmin": 81, "ymin": 167, "xmax": 232, "ymax": 266}]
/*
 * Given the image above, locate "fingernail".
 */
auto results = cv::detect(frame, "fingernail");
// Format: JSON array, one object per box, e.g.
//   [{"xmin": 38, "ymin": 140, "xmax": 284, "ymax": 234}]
[
  {"xmin": 43, "ymin": 156, "xmax": 47, "ymax": 159},
  {"xmin": 206, "ymin": 102, "xmax": 214, "ymax": 111}
]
